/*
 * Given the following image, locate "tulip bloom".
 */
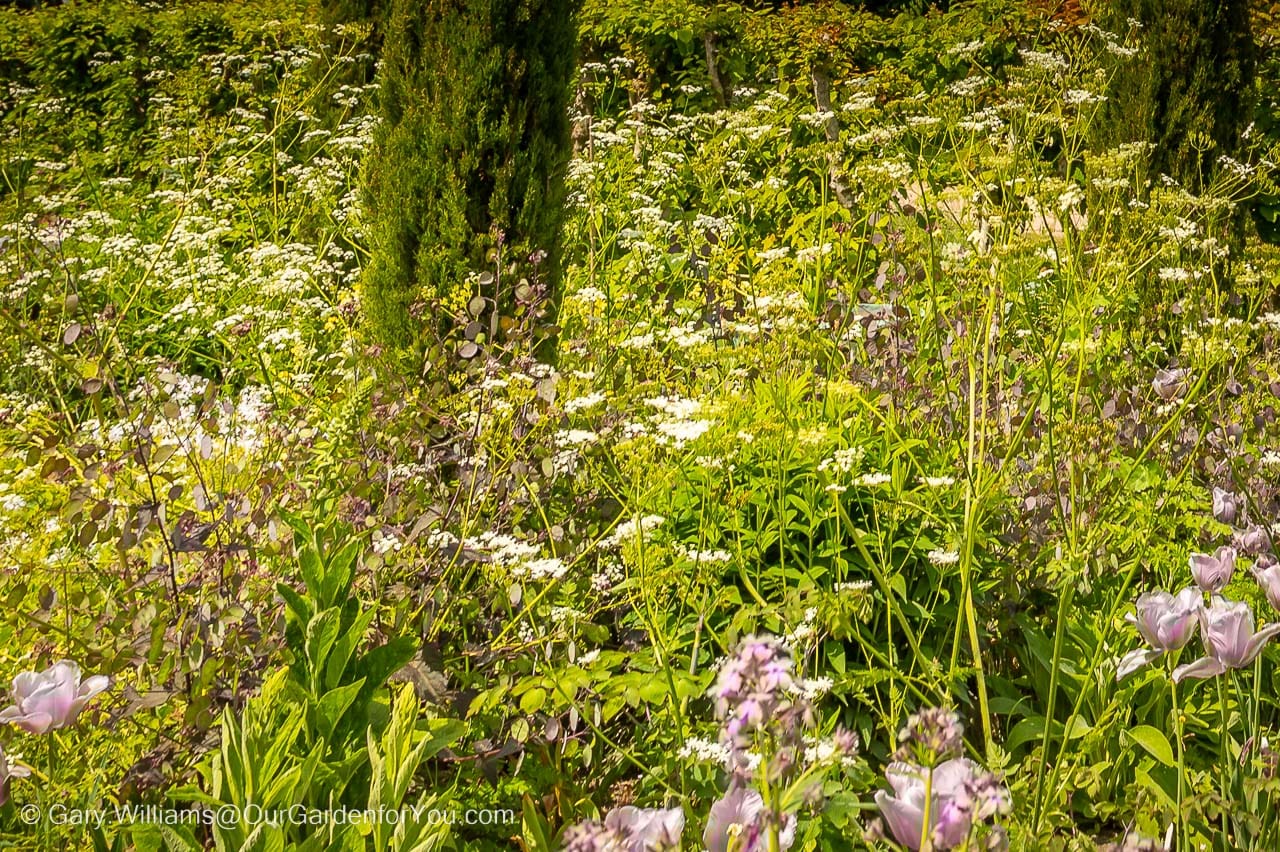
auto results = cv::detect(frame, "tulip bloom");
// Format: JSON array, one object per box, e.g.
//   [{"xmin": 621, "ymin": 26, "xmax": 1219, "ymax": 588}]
[
  {"xmin": 1234, "ymin": 525, "xmax": 1273, "ymax": 556},
  {"xmin": 874, "ymin": 759, "xmax": 980, "ymax": 851},
  {"xmin": 1254, "ymin": 558, "xmax": 1280, "ymax": 613},
  {"xmin": 1189, "ymin": 546, "xmax": 1237, "ymax": 594},
  {"xmin": 0, "ymin": 660, "xmax": 109, "ymax": 734},
  {"xmin": 703, "ymin": 786, "xmax": 795, "ymax": 852},
  {"xmin": 1173, "ymin": 599, "xmax": 1280, "ymax": 682},
  {"xmin": 1116, "ymin": 588, "xmax": 1203, "ymax": 680},
  {"xmin": 1152, "ymin": 368, "xmax": 1189, "ymax": 401},
  {"xmin": 1212, "ymin": 487, "xmax": 1240, "ymax": 525},
  {"xmin": 604, "ymin": 806, "xmax": 684, "ymax": 851},
  {"xmin": 563, "ymin": 806, "xmax": 685, "ymax": 851},
  {"xmin": 0, "ymin": 744, "xmax": 30, "ymax": 806}
]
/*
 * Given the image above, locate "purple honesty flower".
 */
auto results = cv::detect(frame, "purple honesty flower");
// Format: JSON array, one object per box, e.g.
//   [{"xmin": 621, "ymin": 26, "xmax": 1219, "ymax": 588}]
[
  {"xmin": 0, "ymin": 660, "xmax": 109, "ymax": 734},
  {"xmin": 1152, "ymin": 368, "xmax": 1189, "ymax": 401},
  {"xmin": 703, "ymin": 786, "xmax": 795, "ymax": 852},
  {"xmin": 1189, "ymin": 546, "xmax": 1237, "ymax": 594},
  {"xmin": 1116, "ymin": 588, "xmax": 1203, "ymax": 680},
  {"xmin": 1213, "ymin": 487, "xmax": 1241, "ymax": 525},
  {"xmin": 875, "ymin": 758, "xmax": 995, "ymax": 851},
  {"xmin": 1173, "ymin": 599, "xmax": 1280, "ymax": 682},
  {"xmin": 0, "ymin": 743, "xmax": 31, "ymax": 807},
  {"xmin": 1253, "ymin": 556, "xmax": 1280, "ymax": 613}
]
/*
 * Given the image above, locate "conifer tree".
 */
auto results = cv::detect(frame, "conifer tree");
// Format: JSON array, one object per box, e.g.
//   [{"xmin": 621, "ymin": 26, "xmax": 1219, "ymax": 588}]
[
  {"xmin": 361, "ymin": 0, "xmax": 578, "ymax": 350},
  {"xmin": 1096, "ymin": 0, "xmax": 1254, "ymax": 193}
]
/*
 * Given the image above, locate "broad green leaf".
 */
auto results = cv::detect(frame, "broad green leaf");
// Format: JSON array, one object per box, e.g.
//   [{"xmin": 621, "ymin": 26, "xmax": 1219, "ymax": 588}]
[{"xmin": 1124, "ymin": 725, "xmax": 1176, "ymax": 767}]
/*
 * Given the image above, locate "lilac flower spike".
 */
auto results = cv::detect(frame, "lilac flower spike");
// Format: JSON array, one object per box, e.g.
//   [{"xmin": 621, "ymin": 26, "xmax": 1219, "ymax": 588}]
[
  {"xmin": 1189, "ymin": 546, "xmax": 1237, "ymax": 594},
  {"xmin": 0, "ymin": 660, "xmax": 110, "ymax": 734},
  {"xmin": 1212, "ymin": 487, "xmax": 1241, "ymax": 525},
  {"xmin": 712, "ymin": 635, "xmax": 795, "ymax": 748},
  {"xmin": 1116, "ymin": 588, "xmax": 1203, "ymax": 680},
  {"xmin": 1173, "ymin": 598, "xmax": 1280, "ymax": 682}
]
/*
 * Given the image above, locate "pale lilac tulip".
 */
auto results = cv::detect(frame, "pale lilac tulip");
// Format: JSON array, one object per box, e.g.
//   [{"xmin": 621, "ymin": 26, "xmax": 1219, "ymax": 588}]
[
  {"xmin": 1235, "ymin": 525, "xmax": 1273, "ymax": 556},
  {"xmin": 1254, "ymin": 557, "xmax": 1280, "ymax": 613},
  {"xmin": 1173, "ymin": 599, "xmax": 1280, "ymax": 682},
  {"xmin": 1115, "ymin": 588, "xmax": 1203, "ymax": 680},
  {"xmin": 1212, "ymin": 487, "xmax": 1241, "ymax": 525},
  {"xmin": 1153, "ymin": 368, "xmax": 1189, "ymax": 401},
  {"xmin": 0, "ymin": 743, "xmax": 30, "ymax": 806},
  {"xmin": 875, "ymin": 759, "xmax": 982, "ymax": 851},
  {"xmin": 703, "ymin": 786, "xmax": 795, "ymax": 852},
  {"xmin": 0, "ymin": 660, "xmax": 109, "ymax": 734},
  {"xmin": 1189, "ymin": 546, "xmax": 1237, "ymax": 594},
  {"xmin": 604, "ymin": 806, "xmax": 685, "ymax": 851},
  {"xmin": 563, "ymin": 806, "xmax": 685, "ymax": 852}
]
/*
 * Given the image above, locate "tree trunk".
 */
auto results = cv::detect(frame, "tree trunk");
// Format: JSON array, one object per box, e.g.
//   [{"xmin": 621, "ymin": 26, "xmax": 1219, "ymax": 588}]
[
  {"xmin": 811, "ymin": 66, "xmax": 856, "ymax": 211},
  {"xmin": 703, "ymin": 30, "xmax": 728, "ymax": 108}
]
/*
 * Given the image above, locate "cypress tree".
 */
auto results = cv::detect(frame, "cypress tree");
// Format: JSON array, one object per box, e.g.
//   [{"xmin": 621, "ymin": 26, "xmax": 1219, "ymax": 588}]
[
  {"xmin": 1095, "ymin": 0, "xmax": 1254, "ymax": 193},
  {"xmin": 361, "ymin": 0, "xmax": 578, "ymax": 352},
  {"xmin": 317, "ymin": 0, "xmax": 380, "ymax": 25}
]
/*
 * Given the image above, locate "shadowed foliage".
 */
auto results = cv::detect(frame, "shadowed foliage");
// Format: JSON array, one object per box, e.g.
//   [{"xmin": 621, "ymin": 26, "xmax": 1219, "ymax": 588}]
[{"xmin": 1094, "ymin": 0, "xmax": 1254, "ymax": 193}]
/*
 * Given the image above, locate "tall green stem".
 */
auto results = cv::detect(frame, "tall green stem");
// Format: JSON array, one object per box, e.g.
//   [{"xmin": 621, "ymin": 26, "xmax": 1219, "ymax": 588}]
[
  {"xmin": 1218, "ymin": 678, "xmax": 1230, "ymax": 842},
  {"xmin": 1171, "ymin": 674, "xmax": 1185, "ymax": 852},
  {"xmin": 919, "ymin": 765, "xmax": 934, "ymax": 852}
]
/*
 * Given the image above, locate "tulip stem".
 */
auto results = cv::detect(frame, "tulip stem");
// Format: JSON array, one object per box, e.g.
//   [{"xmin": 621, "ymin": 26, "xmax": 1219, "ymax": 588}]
[
  {"xmin": 920, "ymin": 765, "xmax": 933, "ymax": 852},
  {"xmin": 759, "ymin": 769, "xmax": 780, "ymax": 852},
  {"xmin": 1217, "ymin": 678, "xmax": 1230, "ymax": 842},
  {"xmin": 47, "ymin": 731, "xmax": 59, "ymax": 846},
  {"xmin": 1170, "ymin": 675, "xmax": 1185, "ymax": 852}
]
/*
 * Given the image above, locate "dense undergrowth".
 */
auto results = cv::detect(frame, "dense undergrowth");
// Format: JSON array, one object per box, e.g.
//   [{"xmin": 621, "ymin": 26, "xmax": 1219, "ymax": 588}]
[{"xmin": 3, "ymin": 0, "xmax": 1280, "ymax": 849}]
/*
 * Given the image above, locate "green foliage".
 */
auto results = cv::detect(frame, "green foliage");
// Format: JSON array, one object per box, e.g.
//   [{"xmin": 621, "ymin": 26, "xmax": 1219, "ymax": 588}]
[
  {"xmin": 1096, "ymin": 0, "xmax": 1256, "ymax": 192},
  {"xmin": 6, "ymin": 0, "xmax": 1280, "ymax": 850},
  {"xmin": 161, "ymin": 522, "xmax": 460, "ymax": 850},
  {"xmin": 360, "ymin": 0, "xmax": 578, "ymax": 350},
  {"xmin": 579, "ymin": 0, "xmax": 747, "ymax": 102},
  {"xmin": 277, "ymin": 515, "xmax": 418, "ymax": 744},
  {"xmin": 740, "ymin": 0, "xmax": 889, "ymax": 80}
]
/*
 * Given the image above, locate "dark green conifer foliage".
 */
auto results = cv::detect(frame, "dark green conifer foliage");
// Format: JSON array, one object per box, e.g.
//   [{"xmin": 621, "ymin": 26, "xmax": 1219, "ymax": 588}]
[
  {"xmin": 318, "ymin": 0, "xmax": 380, "ymax": 25},
  {"xmin": 361, "ymin": 0, "xmax": 578, "ymax": 349},
  {"xmin": 1096, "ymin": 0, "xmax": 1254, "ymax": 193}
]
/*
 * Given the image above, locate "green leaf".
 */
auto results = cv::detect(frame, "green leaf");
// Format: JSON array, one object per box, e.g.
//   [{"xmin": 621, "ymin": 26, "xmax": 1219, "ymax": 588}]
[
  {"xmin": 520, "ymin": 686, "xmax": 547, "ymax": 714},
  {"xmin": 276, "ymin": 582, "xmax": 311, "ymax": 628},
  {"xmin": 298, "ymin": 543, "xmax": 325, "ymax": 601},
  {"xmin": 304, "ymin": 609, "xmax": 342, "ymax": 692},
  {"xmin": 1125, "ymin": 725, "xmax": 1176, "ymax": 767},
  {"xmin": 325, "ymin": 607, "xmax": 377, "ymax": 691},
  {"xmin": 313, "ymin": 678, "xmax": 366, "ymax": 744},
  {"xmin": 521, "ymin": 794, "xmax": 553, "ymax": 852},
  {"xmin": 419, "ymin": 717, "xmax": 466, "ymax": 759}
]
